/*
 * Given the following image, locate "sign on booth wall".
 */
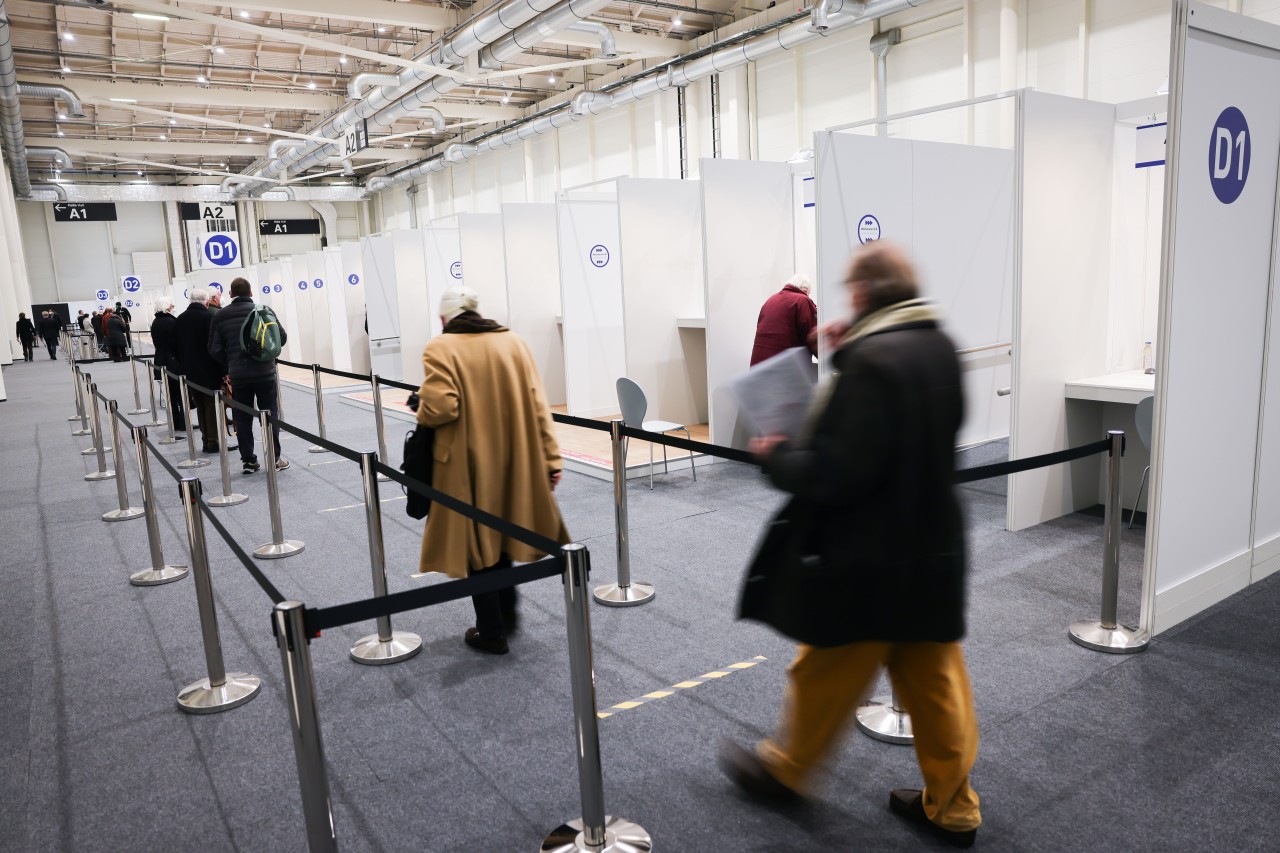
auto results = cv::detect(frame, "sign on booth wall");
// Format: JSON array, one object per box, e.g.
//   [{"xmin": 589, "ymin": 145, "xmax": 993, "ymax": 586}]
[
  {"xmin": 186, "ymin": 204, "xmax": 242, "ymax": 271},
  {"xmin": 1136, "ymin": 122, "xmax": 1167, "ymax": 169}
]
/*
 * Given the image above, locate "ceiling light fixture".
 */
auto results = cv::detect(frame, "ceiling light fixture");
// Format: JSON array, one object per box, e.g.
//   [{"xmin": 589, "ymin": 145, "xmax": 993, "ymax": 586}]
[
  {"xmin": 548, "ymin": 74, "xmax": 556, "ymax": 84},
  {"xmin": 214, "ymin": 46, "xmax": 226, "ymax": 54},
  {"xmin": 673, "ymin": 16, "xmax": 682, "ymax": 26},
  {"xmin": 56, "ymin": 129, "xmax": 65, "ymax": 137},
  {"xmin": 502, "ymin": 94, "xmax": 510, "ymax": 104},
  {"xmin": 263, "ymin": 121, "xmax": 271, "ymax": 128},
  {"xmin": 62, "ymin": 32, "xmax": 75, "ymax": 42},
  {"xmin": 159, "ymin": 134, "xmax": 167, "ymax": 140},
  {"xmin": 137, "ymin": 170, "xmax": 144, "ymax": 175},
  {"xmin": 307, "ymin": 80, "xmax": 317, "ymax": 89},
  {"xmin": 61, "ymin": 65, "xmax": 70, "ymax": 73},
  {"xmin": 245, "ymin": 136, "xmax": 254, "ymax": 143},
  {"xmin": 197, "ymin": 75, "xmax": 207, "ymax": 83},
  {"xmin": 377, "ymin": 26, "xmax": 388, "ymax": 33},
  {"xmin": 132, "ymin": 12, "xmax": 170, "ymax": 21},
  {"xmin": 109, "ymin": 97, "xmax": 138, "ymax": 103},
  {"xmin": 339, "ymin": 56, "xmax": 348, "ymax": 65},
  {"xmin": 58, "ymin": 112, "xmax": 67, "ymax": 120},
  {"xmin": 240, "ymin": 10, "xmax": 250, "ymax": 18}
]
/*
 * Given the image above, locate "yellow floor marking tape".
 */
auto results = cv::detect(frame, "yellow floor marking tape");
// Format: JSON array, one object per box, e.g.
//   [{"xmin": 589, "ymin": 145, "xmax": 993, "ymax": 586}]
[
  {"xmin": 599, "ymin": 656, "xmax": 768, "ymax": 719},
  {"xmin": 318, "ymin": 495, "xmax": 408, "ymax": 513}
]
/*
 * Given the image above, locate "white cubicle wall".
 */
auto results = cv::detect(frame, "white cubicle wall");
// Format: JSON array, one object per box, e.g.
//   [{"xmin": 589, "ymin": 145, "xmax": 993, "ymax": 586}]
[
  {"xmin": 617, "ymin": 177, "xmax": 707, "ymax": 427},
  {"xmin": 458, "ymin": 214, "xmax": 509, "ymax": 325},
  {"xmin": 701, "ymin": 158, "xmax": 796, "ymax": 447},
  {"xmin": 289, "ymin": 253, "xmax": 318, "ymax": 363},
  {"xmin": 813, "ymin": 131, "xmax": 1016, "ymax": 449},
  {"xmin": 275, "ymin": 258, "xmax": 302, "ymax": 363},
  {"xmin": 1145, "ymin": 4, "xmax": 1280, "ymax": 633},
  {"xmin": 558, "ymin": 194, "xmax": 625, "ymax": 417},
  {"xmin": 423, "ymin": 226, "xmax": 461, "ymax": 339},
  {"xmin": 362, "ymin": 234, "xmax": 401, "ymax": 379},
  {"xmin": 390, "ymin": 230, "xmax": 431, "ymax": 384},
  {"xmin": 502, "ymin": 203, "xmax": 565, "ymax": 405},
  {"xmin": 339, "ymin": 242, "xmax": 370, "ymax": 374},
  {"xmin": 306, "ymin": 250, "xmax": 336, "ymax": 369}
]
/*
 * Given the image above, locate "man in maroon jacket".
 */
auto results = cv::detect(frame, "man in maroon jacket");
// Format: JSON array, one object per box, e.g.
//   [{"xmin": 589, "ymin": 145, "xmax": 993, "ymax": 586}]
[{"xmin": 750, "ymin": 274, "xmax": 818, "ymax": 366}]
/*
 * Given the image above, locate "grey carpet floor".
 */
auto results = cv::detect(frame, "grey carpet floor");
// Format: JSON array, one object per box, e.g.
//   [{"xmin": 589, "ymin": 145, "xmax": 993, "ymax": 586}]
[{"xmin": 1, "ymin": 355, "xmax": 1276, "ymax": 852}]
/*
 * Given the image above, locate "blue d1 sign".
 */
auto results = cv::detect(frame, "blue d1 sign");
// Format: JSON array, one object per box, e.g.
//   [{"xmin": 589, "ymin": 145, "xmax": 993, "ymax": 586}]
[
  {"xmin": 203, "ymin": 234, "xmax": 239, "ymax": 267},
  {"xmin": 347, "ymin": 273, "xmax": 360, "ymax": 285},
  {"xmin": 857, "ymin": 214, "xmax": 881, "ymax": 244},
  {"xmin": 1210, "ymin": 106, "xmax": 1250, "ymax": 205},
  {"xmin": 589, "ymin": 245, "xmax": 610, "ymax": 268},
  {"xmin": 313, "ymin": 278, "xmax": 324, "ymax": 289},
  {"xmin": 122, "ymin": 276, "xmax": 141, "ymax": 292},
  {"xmin": 95, "ymin": 289, "xmax": 109, "ymax": 301}
]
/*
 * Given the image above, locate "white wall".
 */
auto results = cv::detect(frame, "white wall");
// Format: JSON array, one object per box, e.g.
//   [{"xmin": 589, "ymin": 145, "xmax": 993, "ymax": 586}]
[
  {"xmin": 458, "ymin": 213, "xmax": 509, "ymax": 324},
  {"xmin": 361, "ymin": 234, "xmax": 401, "ymax": 379},
  {"xmin": 392, "ymin": 230, "xmax": 431, "ymax": 384},
  {"xmin": 422, "ymin": 226, "xmax": 462, "ymax": 337},
  {"xmin": 502, "ymin": 203, "xmax": 566, "ymax": 405},
  {"xmin": 306, "ymin": 249, "xmax": 336, "ymax": 369},
  {"xmin": 339, "ymin": 242, "xmax": 370, "ymax": 374},
  {"xmin": 558, "ymin": 196, "xmax": 625, "ymax": 417}
]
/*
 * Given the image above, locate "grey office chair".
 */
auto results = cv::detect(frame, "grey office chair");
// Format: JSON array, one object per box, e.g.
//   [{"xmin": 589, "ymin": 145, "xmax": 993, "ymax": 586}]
[
  {"xmin": 1129, "ymin": 395, "xmax": 1154, "ymax": 529},
  {"xmin": 616, "ymin": 377, "xmax": 697, "ymax": 489}
]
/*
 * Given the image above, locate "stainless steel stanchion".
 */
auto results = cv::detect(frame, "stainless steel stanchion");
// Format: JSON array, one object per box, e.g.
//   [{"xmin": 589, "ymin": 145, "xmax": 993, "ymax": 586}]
[
  {"xmin": 350, "ymin": 451, "xmax": 422, "ymax": 664},
  {"xmin": 308, "ymin": 364, "xmax": 330, "ymax": 454},
  {"xmin": 206, "ymin": 390, "xmax": 248, "ymax": 508},
  {"xmin": 71, "ymin": 371, "xmax": 92, "ymax": 436},
  {"xmin": 544, "ymin": 544, "xmax": 652, "ymax": 853},
  {"xmin": 593, "ymin": 419, "xmax": 654, "ymax": 607},
  {"xmin": 176, "ymin": 477, "xmax": 262, "ymax": 713},
  {"xmin": 81, "ymin": 376, "xmax": 114, "ymax": 457},
  {"xmin": 159, "ymin": 369, "xmax": 183, "ymax": 445},
  {"xmin": 84, "ymin": 384, "xmax": 116, "ymax": 481},
  {"xmin": 1069, "ymin": 430, "xmax": 1150, "ymax": 654},
  {"xmin": 129, "ymin": 425, "xmax": 189, "ymax": 586},
  {"xmin": 370, "ymin": 374, "xmax": 391, "ymax": 482},
  {"xmin": 253, "ymin": 410, "xmax": 305, "ymax": 559},
  {"xmin": 143, "ymin": 359, "xmax": 165, "ymax": 428},
  {"xmin": 127, "ymin": 353, "xmax": 149, "ymax": 415},
  {"xmin": 856, "ymin": 684, "xmax": 914, "ymax": 745},
  {"xmin": 176, "ymin": 377, "xmax": 211, "ymax": 470},
  {"xmin": 272, "ymin": 601, "xmax": 338, "ymax": 853},
  {"xmin": 66, "ymin": 333, "xmax": 82, "ymax": 422},
  {"xmin": 101, "ymin": 401, "xmax": 145, "ymax": 522}
]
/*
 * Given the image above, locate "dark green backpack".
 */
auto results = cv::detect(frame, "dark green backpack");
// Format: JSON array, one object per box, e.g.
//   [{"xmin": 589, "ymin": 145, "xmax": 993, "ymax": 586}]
[{"xmin": 239, "ymin": 305, "xmax": 282, "ymax": 362}]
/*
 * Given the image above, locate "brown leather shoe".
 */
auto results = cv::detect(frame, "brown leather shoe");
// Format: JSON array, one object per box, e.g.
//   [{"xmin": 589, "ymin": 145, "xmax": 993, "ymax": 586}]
[
  {"xmin": 718, "ymin": 740, "xmax": 802, "ymax": 806},
  {"xmin": 463, "ymin": 627, "xmax": 509, "ymax": 655},
  {"xmin": 889, "ymin": 789, "xmax": 977, "ymax": 849}
]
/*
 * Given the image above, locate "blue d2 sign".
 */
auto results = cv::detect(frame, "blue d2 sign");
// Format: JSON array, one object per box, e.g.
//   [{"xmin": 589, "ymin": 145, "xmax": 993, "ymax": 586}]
[
  {"xmin": 1210, "ymin": 107, "xmax": 1250, "ymax": 205},
  {"xmin": 204, "ymin": 234, "xmax": 239, "ymax": 267},
  {"xmin": 347, "ymin": 274, "xmax": 360, "ymax": 285},
  {"xmin": 122, "ymin": 276, "xmax": 141, "ymax": 292}
]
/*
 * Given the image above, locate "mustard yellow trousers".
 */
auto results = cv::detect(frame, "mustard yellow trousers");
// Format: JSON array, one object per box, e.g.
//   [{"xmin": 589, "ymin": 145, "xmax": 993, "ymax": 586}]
[{"xmin": 758, "ymin": 641, "xmax": 982, "ymax": 832}]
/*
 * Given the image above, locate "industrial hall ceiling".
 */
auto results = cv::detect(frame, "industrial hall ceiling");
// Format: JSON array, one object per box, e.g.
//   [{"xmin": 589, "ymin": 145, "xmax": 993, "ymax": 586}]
[{"xmin": 3, "ymin": 0, "xmax": 740, "ymax": 191}]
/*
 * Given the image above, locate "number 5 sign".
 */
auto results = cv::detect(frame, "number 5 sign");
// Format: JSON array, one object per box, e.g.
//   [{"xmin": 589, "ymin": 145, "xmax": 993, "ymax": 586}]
[{"xmin": 1210, "ymin": 106, "xmax": 1250, "ymax": 204}]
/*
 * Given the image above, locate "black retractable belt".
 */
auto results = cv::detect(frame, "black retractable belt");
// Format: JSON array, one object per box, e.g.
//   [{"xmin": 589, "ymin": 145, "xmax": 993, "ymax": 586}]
[{"xmin": 954, "ymin": 438, "xmax": 1113, "ymax": 484}]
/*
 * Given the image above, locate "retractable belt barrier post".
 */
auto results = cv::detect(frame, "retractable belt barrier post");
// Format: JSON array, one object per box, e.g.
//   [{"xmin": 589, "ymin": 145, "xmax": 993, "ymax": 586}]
[
  {"xmin": 82, "ymin": 377, "xmax": 114, "ymax": 458},
  {"xmin": 84, "ymin": 383, "xmax": 116, "ymax": 481},
  {"xmin": 138, "ymin": 357, "xmax": 165, "ymax": 428},
  {"xmin": 176, "ymin": 377, "xmax": 211, "ymax": 470},
  {"xmin": 129, "ymin": 425, "xmax": 189, "ymax": 586},
  {"xmin": 544, "ymin": 543, "xmax": 652, "ymax": 853},
  {"xmin": 350, "ymin": 451, "xmax": 422, "ymax": 665},
  {"xmin": 1069, "ymin": 430, "xmax": 1150, "ymax": 654},
  {"xmin": 206, "ymin": 390, "xmax": 248, "ymax": 508},
  {"xmin": 856, "ymin": 685, "xmax": 913, "ymax": 745},
  {"xmin": 101, "ymin": 401, "xmax": 144, "ymax": 522},
  {"xmin": 175, "ymin": 476, "xmax": 262, "ymax": 713},
  {"xmin": 593, "ymin": 419, "xmax": 655, "ymax": 608},
  {"xmin": 272, "ymin": 601, "xmax": 339, "ymax": 853},
  {"xmin": 66, "ymin": 334, "xmax": 83, "ymax": 423},
  {"xmin": 370, "ymin": 374, "xmax": 391, "ymax": 483},
  {"xmin": 159, "ymin": 369, "xmax": 182, "ymax": 445},
  {"xmin": 127, "ymin": 352, "xmax": 149, "ymax": 415},
  {"xmin": 72, "ymin": 370, "xmax": 92, "ymax": 436},
  {"xmin": 254, "ymin": 409, "xmax": 305, "ymax": 559},
  {"xmin": 308, "ymin": 364, "xmax": 330, "ymax": 455}
]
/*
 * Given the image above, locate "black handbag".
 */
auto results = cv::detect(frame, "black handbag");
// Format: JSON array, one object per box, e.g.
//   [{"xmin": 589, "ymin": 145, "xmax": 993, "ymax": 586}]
[{"xmin": 401, "ymin": 425, "xmax": 435, "ymax": 519}]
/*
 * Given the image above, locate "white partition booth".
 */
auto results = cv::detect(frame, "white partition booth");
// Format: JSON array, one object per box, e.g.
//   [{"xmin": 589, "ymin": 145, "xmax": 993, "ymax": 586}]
[
  {"xmin": 305, "ymin": 249, "xmax": 336, "ymax": 370},
  {"xmin": 287, "ymin": 253, "xmax": 319, "ymax": 363},
  {"xmin": 503, "ymin": 203, "xmax": 565, "ymax": 405},
  {"xmin": 361, "ymin": 234, "xmax": 401, "ymax": 379},
  {"xmin": 422, "ymin": 225, "xmax": 461, "ymax": 343},
  {"xmin": 274, "ymin": 258, "xmax": 302, "ymax": 363},
  {"xmin": 339, "ymin": 242, "xmax": 370, "ymax": 374},
  {"xmin": 458, "ymin": 213, "xmax": 508, "ymax": 325}
]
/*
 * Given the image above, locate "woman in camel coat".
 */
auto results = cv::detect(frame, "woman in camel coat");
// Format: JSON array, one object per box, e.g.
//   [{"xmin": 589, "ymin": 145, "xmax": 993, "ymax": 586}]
[{"xmin": 416, "ymin": 286, "xmax": 568, "ymax": 654}]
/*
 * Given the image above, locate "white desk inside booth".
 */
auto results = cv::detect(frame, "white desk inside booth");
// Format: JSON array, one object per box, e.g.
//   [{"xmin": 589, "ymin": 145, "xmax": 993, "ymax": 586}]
[{"xmin": 1065, "ymin": 370, "xmax": 1156, "ymax": 513}]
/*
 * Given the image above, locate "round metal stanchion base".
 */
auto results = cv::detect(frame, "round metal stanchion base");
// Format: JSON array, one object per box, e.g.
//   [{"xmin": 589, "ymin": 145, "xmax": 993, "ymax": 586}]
[
  {"xmin": 84, "ymin": 470, "xmax": 116, "ymax": 482},
  {"xmin": 176, "ymin": 457, "xmax": 212, "ymax": 469},
  {"xmin": 855, "ymin": 696, "xmax": 914, "ymax": 745},
  {"xmin": 67, "ymin": 414, "xmax": 81, "ymax": 421},
  {"xmin": 177, "ymin": 673, "xmax": 261, "ymax": 714},
  {"xmin": 130, "ymin": 565, "xmax": 189, "ymax": 586},
  {"xmin": 158, "ymin": 436, "xmax": 183, "ymax": 445},
  {"xmin": 72, "ymin": 427, "xmax": 92, "ymax": 437},
  {"xmin": 1068, "ymin": 620, "xmax": 1150, "ymax": 654},
  {"xmin": 128, "ymin": 407, "xmax": 150, "ymax": 416},
  {"xmin": 308, "ymin": 445, "xmax": 330, "ymax": 454},
  {"xmin": 145, "ymin": 418, "xmax": 166, "ymax": 429},
  {"xmin": 593, "ymin": 581, "xmax": 655, "ymax": 608},
  {"xmin": 81, "ymin": 446, "xmax": 112, "ymax": 456},
  {"xmin": 253, "ymin": 540, "xmax": 305, "ymax": 560},
  {"xmin": 542, "ymin": 817, "xmax": 652, "ymax": 853},
  {"xmin": 350, "ymin": 631, "xmax": 424, "ymax": 665},
  {"xmin": 102, "ymin": 506, "xmax": 145, "ymax": 522},
  {"xmin": 206, "ymin": 493, "xmax": 249, "ymax": 507}
]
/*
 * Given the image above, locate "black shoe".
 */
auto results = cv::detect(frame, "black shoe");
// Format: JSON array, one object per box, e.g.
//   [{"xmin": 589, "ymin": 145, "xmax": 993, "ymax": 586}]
[
  {"xmin": 889, "ymin": 789, "xmax": 977, "ymax": 849},
  {"xmin": 718, "ymin": 740, "xmax": 802, "ymax": 806},
  {"xmin": 463, "ymin": 627, "xmax": 509, "ymax": 655},
  {"xmin": 202, "ymin": 446, "xmax": 220, "ymax": 455},
  {"xmin": 242, "ymin": 460, "xmax": 261, "ymax": 474}
]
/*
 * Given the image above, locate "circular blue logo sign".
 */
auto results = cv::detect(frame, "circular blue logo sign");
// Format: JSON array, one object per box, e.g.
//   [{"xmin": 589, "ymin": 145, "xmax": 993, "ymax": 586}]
[
  {"xmin": 449, "ymin": 261, "xmax": 463, "ymax": 280},
  {"xmin": 208, "ymin": 282, "xmax": 223, "ymax": 293},
  {"xmin": 262, "ymin": 285, "xmax": 271, "ymax": 295},
  {"xmin": 347, "ymin": 273, "xmax": 360, "ymax": 285},
  {"xmin": 273, "ymin": 284, "xmax": 282, "ymax": 293},
  {"xmin": 122, "ymin": 276, "xmax": 141, "ymax": 292},
  {"xmin": 589, "ymin": 245, "xmax": 610, "ymax": 268},
  {"xmin": 857, "ymin": 214, "xmax": 881, "ymax": 244},
  {"xmin": 183, "ymin": 289, "xmax": 189, "ymax": 299},
  {"xmin": 313, "ymin": 278, "xmax": 324, "ymax": 289},
  {"xmin": 298, "ymin": 280, "xmax": 308, "ymax": 290},
  {"xmin": 125, "ymin": 299, "xmax": 134, "ymax": 308},
  {"xmin": 95, "ymin": 289, "xmax": 109, "ymax": 301},
  {"xmin": 1210, "ymin": 106, "xmax": 1250, "ymax": 205},
  {"xmin": 203, "ymin": 234, "xmax": 239, "ymax": 267}
]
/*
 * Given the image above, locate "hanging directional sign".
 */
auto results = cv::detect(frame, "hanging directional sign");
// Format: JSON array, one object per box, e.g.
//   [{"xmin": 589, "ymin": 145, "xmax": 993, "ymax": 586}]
[
  {"xmin": 52, "ymin": 202, "xmax": 117, "ymax": 222},
  {"xmin": 258, "ymin": 218, "xmax": 322, "ymax": 235},
  {"xmin": 341, "ymin": 119, "xmax": 370, "ymax": 160}
]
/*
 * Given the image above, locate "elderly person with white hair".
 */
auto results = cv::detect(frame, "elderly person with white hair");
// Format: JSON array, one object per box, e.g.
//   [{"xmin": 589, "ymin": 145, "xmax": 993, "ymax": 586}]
[
  {"xmin": 750, "ymin": 272, "xmax": 818, "ymax": 366},
  {"xmin": 415, "ymin": 286, "xmax": 570, "ymax": 655},
  {"xmin": 149, "ymin": 294, "xmax": 186, "ymax": 432}
]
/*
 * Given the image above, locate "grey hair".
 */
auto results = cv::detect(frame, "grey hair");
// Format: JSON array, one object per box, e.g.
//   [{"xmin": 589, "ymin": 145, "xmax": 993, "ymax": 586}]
[
  {"xmin": 155, "ymin": 295, "xmax": 174, "ymax": 312},
  {"xmin": 189, "ymin": 288, "xmax": 209, "ymax": 304}
]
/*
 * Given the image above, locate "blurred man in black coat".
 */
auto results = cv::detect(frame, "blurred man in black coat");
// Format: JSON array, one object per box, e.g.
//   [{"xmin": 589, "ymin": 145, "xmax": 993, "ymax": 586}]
[
  {"xmin": 15, "ymin": 312, "xmax": 35, "ymax": 362},
  {"xmin": 171, "ymin": 289, "xmax": 222, "ymax": 452},
  {"xmin": 37, "ymin": 311, "xmax": 61, "ymax": 359}
]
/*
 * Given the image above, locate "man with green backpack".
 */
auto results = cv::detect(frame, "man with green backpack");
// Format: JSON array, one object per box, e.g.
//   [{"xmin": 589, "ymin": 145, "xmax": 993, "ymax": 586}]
[{"xmin": 208, "ymin": 277, "xmax": 290, "ymax": 475}]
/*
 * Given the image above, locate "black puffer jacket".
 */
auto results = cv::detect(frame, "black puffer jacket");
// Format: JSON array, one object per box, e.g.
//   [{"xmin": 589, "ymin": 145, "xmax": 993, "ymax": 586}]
[
  {"xmin": 150, "ymin": 311, "xmax": 178, "ymax": 369},
  {"xmin": 208, "ymin": 296, "xmax": 287, "ymax": 383}
]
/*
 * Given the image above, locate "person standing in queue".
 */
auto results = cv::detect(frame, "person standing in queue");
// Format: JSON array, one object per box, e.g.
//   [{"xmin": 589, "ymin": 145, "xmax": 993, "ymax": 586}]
[
  {"xmin": 149, "ymin": 296, "xmax": 185, "ymax": 433},
  {"xmin": 104, "ymin": 309, "xmax": 129, "ymax": 362},
  {"xmin": 171, "ymin": 289, "xmax": 222, "ymax": 452},
  {"xmin": 750, "ymin": 273, "xmax": 818, "ymax": 366},
  {"xmin": 38, "ymin": 310, "xmax": 62, "ymax": 359},
  {"xmin": 114, "ymin": 301, "xmax": 132, "ymax": 325},
  {"xmin": 415, "ymin": 286, "xmax": 569, "ymax": 655},
  {"xmin": 15, "ymin": 312, "xmax": 35, "ymax": 362},
  {"xmin": 91, "ymin": 311, "xmax": 106, "ymax": 354},
  {"xmin": 720, "ymin": 242, "xmax": 981, "ymax": 849},
  {"xmin": 208, "ymin": 277, "xmax": 286, "ymax": 474}
]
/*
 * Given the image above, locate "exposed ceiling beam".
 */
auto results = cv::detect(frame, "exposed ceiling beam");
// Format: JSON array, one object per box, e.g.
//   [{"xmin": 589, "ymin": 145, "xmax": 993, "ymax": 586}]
[
  {"xmin": 26, "ymin": 137, "xmax": 428, "ymax": 163},
  {"xmin": 197, "ymin": 0, "xmax": 457, "ymax": 31},
  {"xmin": 21, "ymin": 77, "xmax": 343, "ymax": 112}
]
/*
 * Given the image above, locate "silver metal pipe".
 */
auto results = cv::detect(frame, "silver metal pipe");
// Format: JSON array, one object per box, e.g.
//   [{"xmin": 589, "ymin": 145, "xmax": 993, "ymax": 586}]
[
  {"xmin": 206, "ymin": 390, "xmax": 248, "ymax": 508},
  {"xmin": 308, "ymin": 365, "xmax": 330, "ymax": 454},
  {"xmin": 272, "ymin": 601, "xmax": 338, "ymax": 853},
  {"xmin": 176, "ymin": 377, "xmax": 211, "ymax": 469},
  {"xmin": 144, "ymin": 360, "xmax": 165, "ymax": 428},
  {"xmin": 26, "ymin": 146, "xmax": 73, "ymax": 168},
  {"xmin": 102, "ymin": 401, "xmax": 144, "ymax": 522},
  {"xmin": 128, "ymin": 354, "xmax": 149, "ymax": 415},
  {"xmin": 267, "ymin": 139, "xmax": 307, "ymax": 160},
  {"xmin": 129, "ymin": 425, "xmax": 189, "ymax": 587},
  {"xmin": 371, "ymin": 375, "xmax": 391, "ymax": 482},
  {"xmin": 254, "ymin": 408, "xmax": 305, "ymax": 559},
  {"xmin": 16, "ymin": 83, "xmax": 85, "ymax": 116},
  {"xmin": 0, "ymin": 0, "xmax": 33, "ymax": 197},
  {"xmin": 593, "ymin": 419, "xmax": 655, "ymax": 607},
  {"xmin": 1101, "ymin": 430, "xmax": 1123, "ymax": 630},
  {"xmin": 84, "ymin": 382, "xmax": 116, "ymax": 481},
  {"xmin": 564, "ymin": 544, "xmax": 606, "ymax": 845},
  {"xmin": 275, "ymin": 371, "xmax": 286, "ymax": 422},
  {"xmin": 177, "ymin": 477, "xmax": 262, "ymax": 713},
  {"xmin": 955, "ymin": 340, "xmax": 1013, "ymax": 355},
  {"xmin": 347, "ymin": 72, "xmax": 401, "ymax": 100},
  {"xmin": 480, "ymin": 0, "xmax": 614, "ymax": 69}
]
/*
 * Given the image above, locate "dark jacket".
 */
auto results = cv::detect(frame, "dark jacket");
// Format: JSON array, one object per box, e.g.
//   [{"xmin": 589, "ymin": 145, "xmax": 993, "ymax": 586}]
[
  {"xmin": 150, "ymin": 311, "xmax": 178, "ymax": 369},
  {"xmin": 116, "ymin": 305, "xmax": 132, "ymax": 324},
  {"xmin": 750, "ymin": 284, "xmax": 818, "ymax": 366},
  {"xmin": 16, "ymin": 317, "xmax": 34, "ymax": 342},
  {"xmin": 38, "ymin": 315, "xmax": 61, "ymax": 342},
  {"xmin": 171, "ymin": 302, "xmax": 222, "ymax": 389},
  {"xmin": 77, "ymin": 314, "xmax": 89, "ymax": 331},
  {"xmin": 208, "ymin": 296, "xmax": 286, "ymax": 383},
  {"xmin": 105, "ymin": 314, "xmax": 129, "ymax": 348},
  {"xmin": 740, "ymin": 315, "xmax": 966, "ymax": 646}
]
